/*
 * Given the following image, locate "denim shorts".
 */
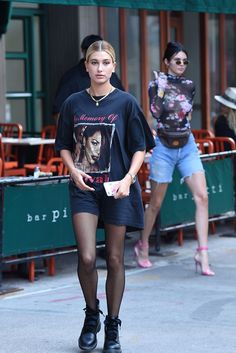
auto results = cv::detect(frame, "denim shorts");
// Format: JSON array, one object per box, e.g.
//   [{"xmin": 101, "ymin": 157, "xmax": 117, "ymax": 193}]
[{"xmin": 149, "ymin": 133, "xmax": 204, "ymax": 183}]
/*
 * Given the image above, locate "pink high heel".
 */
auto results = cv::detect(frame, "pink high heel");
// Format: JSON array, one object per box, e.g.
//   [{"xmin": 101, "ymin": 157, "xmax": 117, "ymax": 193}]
[
  {"xmin": 134, "ymin": 240, "xmax": 152, "ymax": 268},
  {"xmin": 194, "ymin": 246, "xmax": 215, "ymax": 276}
]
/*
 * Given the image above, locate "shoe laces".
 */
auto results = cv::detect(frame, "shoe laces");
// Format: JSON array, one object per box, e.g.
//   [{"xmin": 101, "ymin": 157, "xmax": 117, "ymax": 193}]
[
  {"xmin": 83, "ymin": 307, "xmax": 103, "ymax": 332},
  {"xmin": 104, "ymin": 317, "xmax": 121, "ymax": 340}
]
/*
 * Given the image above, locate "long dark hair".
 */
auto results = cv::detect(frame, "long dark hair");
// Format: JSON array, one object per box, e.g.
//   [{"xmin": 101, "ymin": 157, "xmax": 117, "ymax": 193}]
[
  {"xmin": 79, "ymin": 125, "xmax": 106, "ymax": 163},
  {"xmin": 163, "ymin": 42, "xmax": 188, "ymax": 62}
]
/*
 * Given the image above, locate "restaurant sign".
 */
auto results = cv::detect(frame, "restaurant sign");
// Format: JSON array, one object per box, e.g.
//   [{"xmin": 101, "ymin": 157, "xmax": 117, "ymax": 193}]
[{"xmin": 2, "ymin": 181, "xmax": 104, "ymax": 256}]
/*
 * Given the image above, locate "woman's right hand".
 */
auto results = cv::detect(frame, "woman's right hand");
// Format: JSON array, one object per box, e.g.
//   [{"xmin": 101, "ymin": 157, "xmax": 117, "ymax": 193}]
[
  {"xmin": 153, "ymin": 70, "xmax": 159, "ymax": 80},
  {"xmin": 70, "ymin": 167, "xmax": 95, "ymax": 191},
  {"xmin": 60, "ymin": 150, "xmax": 95, "ymax": 191}
]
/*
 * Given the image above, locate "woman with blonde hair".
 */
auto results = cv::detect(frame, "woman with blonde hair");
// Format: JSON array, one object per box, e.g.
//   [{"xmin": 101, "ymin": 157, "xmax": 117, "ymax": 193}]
[
  {"xmin": 214, "ymin": 87, "xmax": 236, "ymax": 143},
  {"xmin": 56, "ymin": 40, "xmax": 154, "ymax": 353}
]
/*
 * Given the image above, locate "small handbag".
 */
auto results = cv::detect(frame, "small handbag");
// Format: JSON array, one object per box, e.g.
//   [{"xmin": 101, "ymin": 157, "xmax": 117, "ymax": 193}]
[{"xmin": 158, "ymin": 129, "xmax": 190, "ymax": 148}]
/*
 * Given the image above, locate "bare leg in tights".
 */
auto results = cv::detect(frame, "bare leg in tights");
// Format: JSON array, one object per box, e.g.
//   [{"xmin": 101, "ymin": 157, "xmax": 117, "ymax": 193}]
[
  {"xmin": 73, "ymin": 212, "xmax": 99, "ymax": 310},
  {"xmin": 136, "ymin": 181, "xmax": 168, "ymax": 262},
  {"xmin": 72, "ymin": 212, "xmax": 126, "ymax": 315},
  {"xmin": 104, "ymin": 223, "xmax": 126, "ymax": 317},
  {"xmin": 139, "ymin": 171, "xmax": 214, "ymax": 275}
]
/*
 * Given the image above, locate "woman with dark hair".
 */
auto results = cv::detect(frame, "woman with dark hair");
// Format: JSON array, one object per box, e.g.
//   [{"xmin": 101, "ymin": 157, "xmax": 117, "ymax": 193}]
[
  {"xmin": 74, "ymin": 124, "xmax": 112, "ymax": 172},
  {"xmin": 55, "ymin": 40, "xmax": 155, "ymax": 353},
  {"xmin": 134, "ymin": 42, "xmax": 215, "ymax": 276}
]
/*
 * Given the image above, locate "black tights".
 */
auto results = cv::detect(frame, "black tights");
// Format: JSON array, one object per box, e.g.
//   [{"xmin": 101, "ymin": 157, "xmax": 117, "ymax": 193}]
[{"xmin": 73, "ymin": 213, "xmax": 126, "ymax": 317}]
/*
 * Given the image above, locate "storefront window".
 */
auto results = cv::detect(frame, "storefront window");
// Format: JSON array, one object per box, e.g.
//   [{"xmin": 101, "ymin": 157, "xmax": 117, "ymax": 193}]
[
  {"xmin": 147, "ymin": 12, "xmax": 160, "ymax": 81},
  {"xmin": 225, "ymin": 15, "xmax": 236, "ymax": 87},
  {"xmin": 35, "ymin": 99, "xmax": 43, "ymax": 131},
  {"xmin": 208, "ymin": 14, "xmax": 220, "ymax": 116},
  {"xmin": 34, "ymin": 16, "xmax": 42, "ymax": 91},
  {"xmin": 102, "ymin": 8, "xmax": 120, "ymax": 77},
  {"xmin": 126, "ymin": 9, "xmax": 141, "ymax": 101},
  {"xmin": 6, "ymin": 59, "xmax": 25, "ymax": 91},
  {"xmin": 5, "ymin": 7, "xmax": 44, "ymax": 131},
  {"xmin": 5, "ymin": 19, "xmax": 24, "ymax": 52},
  {"xmin": 7, "ymin": 99, "xmax": 26, "ymax": 127}
]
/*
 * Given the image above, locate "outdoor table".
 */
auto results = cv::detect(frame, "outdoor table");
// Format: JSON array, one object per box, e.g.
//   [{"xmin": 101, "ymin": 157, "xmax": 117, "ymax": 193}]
[
  {"xmin": 2, "ymin": 137, "xmax": 55, "ymax": 145},
  {"xmin": 2, "ymin": 137, "xmax": 55, "ymax": 167}
]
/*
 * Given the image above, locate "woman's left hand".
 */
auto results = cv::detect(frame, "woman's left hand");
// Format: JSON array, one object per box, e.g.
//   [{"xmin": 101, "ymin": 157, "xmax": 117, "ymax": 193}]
[{"xmin": 113, "ymin": 175, "xmax": 132, "ymax": 199}]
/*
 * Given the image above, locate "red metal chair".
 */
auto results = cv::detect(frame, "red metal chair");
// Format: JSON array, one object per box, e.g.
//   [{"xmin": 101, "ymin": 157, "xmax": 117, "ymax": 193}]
[
  {"xmin": 192, "ymin": 129, "xmax": 215, "ymax": 139},
  {"xmin": 0, "ymin": 122, "xmax": 23, "ymax": 136},
  {"xmin": 195, "ymin": 138, "xmax": 215, "ymax": 154},
  {"xmin": 206, "ymin": 136, "xmax": 236, "ymax": 153},
  {"xmin": 0, "ymin": 122, "xmax": 27, "ymax": 176},
  {"xmin": 0, "ymin": 133, "xmax": 26, "ymax": 176},
  {"xmin": 24, "ymin": 125, "xmax": 57, "ymax": 174},
  {"xmin": 0, "ymin": 122, "xmax": 23, "ymax": 166},
  {"xmin": 44, "ymin": 157, "xmax": 68, "ymax": 175}
]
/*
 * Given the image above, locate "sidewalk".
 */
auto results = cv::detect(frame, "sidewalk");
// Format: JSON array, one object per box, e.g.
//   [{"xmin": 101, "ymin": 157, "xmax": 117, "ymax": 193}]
[{"xmin": 0, "ymin": 222, "xmax": 236, "ymax": 353}]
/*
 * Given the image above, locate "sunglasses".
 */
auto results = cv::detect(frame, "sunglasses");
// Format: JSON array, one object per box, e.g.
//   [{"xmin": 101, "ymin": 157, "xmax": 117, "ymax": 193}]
[{"xmin": 173, "ymin": 59, "xmax": 189, "ymax": 66}]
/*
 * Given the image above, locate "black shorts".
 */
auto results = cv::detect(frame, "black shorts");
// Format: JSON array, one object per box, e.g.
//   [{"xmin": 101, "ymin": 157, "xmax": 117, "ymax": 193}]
[{"xmin": 68, "ymin": 181, "xmax": 144, "ymax": 230}]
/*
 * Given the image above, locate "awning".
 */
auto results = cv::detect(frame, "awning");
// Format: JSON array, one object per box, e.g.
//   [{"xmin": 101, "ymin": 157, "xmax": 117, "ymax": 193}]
[{"xmin": 4, "ymin": 0, "xmax": 236, "ymax": 14}]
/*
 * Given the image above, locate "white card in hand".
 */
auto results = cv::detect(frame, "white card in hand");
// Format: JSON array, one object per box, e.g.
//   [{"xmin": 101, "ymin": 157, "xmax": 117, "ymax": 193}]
[{"xmin": 104, "ymin": 181, "xmax": 120, "ymax": 197}]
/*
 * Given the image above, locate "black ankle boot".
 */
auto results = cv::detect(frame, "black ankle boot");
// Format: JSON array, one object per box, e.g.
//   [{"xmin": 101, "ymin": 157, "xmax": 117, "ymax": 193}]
[
  {"xmin": 103, "ymin": 315, "xmax": 122, "ymax": 353},
  {"xmin": 78, "ymin": 299, "xmax": 102, "ymax": 351}
]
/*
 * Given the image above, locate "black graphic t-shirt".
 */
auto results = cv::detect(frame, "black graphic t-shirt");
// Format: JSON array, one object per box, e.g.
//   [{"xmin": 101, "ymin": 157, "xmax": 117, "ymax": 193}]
[
  {"xmin": 55, "ymin": 89, "xmax": 155, "ymax": 230},
  {"xmin": 56, "ymin": 88, "xmax": 155, "ymax": 184}
]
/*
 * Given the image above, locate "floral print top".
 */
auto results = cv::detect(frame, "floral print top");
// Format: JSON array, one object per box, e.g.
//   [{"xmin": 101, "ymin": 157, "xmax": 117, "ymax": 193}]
[{"xmin": 148, "ymin": 72, "xmax": 195, "ymax": 132}]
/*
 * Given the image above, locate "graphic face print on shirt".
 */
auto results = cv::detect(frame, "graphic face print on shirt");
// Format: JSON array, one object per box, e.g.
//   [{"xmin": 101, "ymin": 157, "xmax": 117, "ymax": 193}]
[{"xmin": 73, "ymin": 123, "xmax": 115, "ymax": 173}]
